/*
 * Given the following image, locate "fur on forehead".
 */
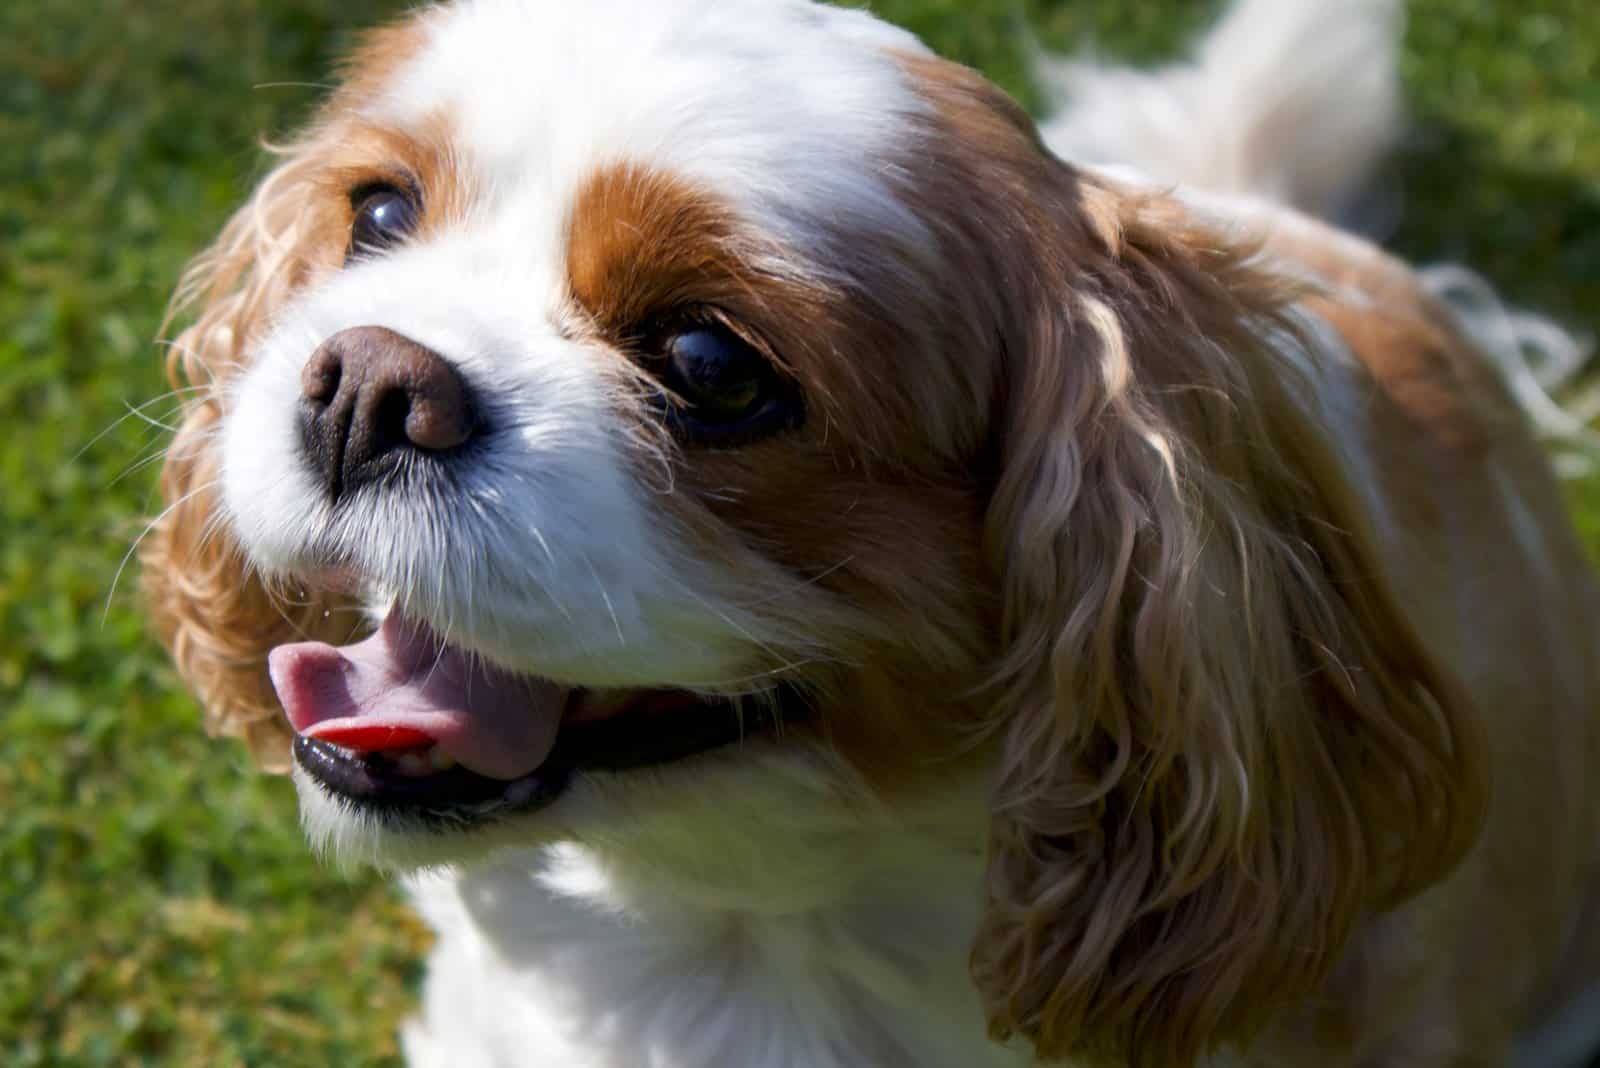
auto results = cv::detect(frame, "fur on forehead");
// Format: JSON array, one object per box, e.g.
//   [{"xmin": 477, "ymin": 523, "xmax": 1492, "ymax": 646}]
[{"xmin": 357, "ymin": 0, "xmax": 935, "ymax": 275}]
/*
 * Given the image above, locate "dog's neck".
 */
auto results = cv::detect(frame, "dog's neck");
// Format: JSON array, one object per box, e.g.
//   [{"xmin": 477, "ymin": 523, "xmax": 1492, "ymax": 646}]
[{"xmin": 400, "ymin": 759, "xmax": 1027, "ymax": 1068}]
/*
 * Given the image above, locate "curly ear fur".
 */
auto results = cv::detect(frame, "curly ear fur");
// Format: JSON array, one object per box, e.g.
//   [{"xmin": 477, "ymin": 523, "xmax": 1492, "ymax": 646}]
[
  {"xmin": 140, "ymin": 140, "xmax": 359, "ymax": 770},
  {"xmin": 141, "ymin": 21, "xmax": 431, "ymax": 769},
  {"xmin": 970, "ymin": 183, "xmax": 1488, "ymax": 1066}
]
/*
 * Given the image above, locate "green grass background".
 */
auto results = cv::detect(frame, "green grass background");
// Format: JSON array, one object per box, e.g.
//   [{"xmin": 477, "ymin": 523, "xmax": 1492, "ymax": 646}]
[{"xmin": 3, "ymin": 1, "xmax": 1596, "ymax": 1064}]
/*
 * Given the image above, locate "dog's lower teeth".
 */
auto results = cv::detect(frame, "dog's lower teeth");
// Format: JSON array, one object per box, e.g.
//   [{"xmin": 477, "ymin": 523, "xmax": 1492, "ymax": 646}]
[{"xmin": 395, "ymin": 752, "xmax": 433, "ymax": 776}]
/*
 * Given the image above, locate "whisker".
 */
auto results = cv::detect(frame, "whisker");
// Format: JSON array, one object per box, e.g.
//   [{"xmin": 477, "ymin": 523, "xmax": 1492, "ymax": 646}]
[
  {"xmin": 119, "ymin": 398, "xmax": 184, "ymax": 434},
  {"xmin": 70, "ymin": 387, "xmax": 206, "ymax": 464},
  {"xmin": 253, "ymin": 81, "xmax": 336, "ymax": 92},
  {"xmin": 668, "ymin": 577, "xmax": 851, "ymax": 680},
  {"xmin": 733, "ymin": 555, "xmax": 856, "ymax": 611},
  {"xmin": 579, "ymin": 551, "xmax": 626, "ymax": 646},
  {"xmin": 675, "ymin": 660, "xmax": 833, "ymax": 693},
  {"xmin": 528, "ymin": 526, "xmax": 577, "ymax": 626},
  {"xmin": 107, "ymin": 444, "xmax": 177, "ymax": 489},
  {"xmin": 154, "ymin": 337, "xmax": 221, "ymax": 383},
  {"xmin": 104, "ymin": 479, "xmax": 220, "ymax": 624}
]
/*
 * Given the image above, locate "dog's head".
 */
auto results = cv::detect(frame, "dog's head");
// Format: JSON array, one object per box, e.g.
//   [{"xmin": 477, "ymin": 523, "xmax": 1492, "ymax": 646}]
[{"xmin": 143, "ymin": 2, "xmax": 1484, "ymax": 1063}]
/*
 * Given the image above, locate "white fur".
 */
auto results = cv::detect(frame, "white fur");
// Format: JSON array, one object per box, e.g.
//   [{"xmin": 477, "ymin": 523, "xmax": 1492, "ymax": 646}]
[
  {"xmin": 1043, "ymin": 0, "xmax": 1597, "ymax": 486},
  {"xmin": 1038, "ymin": 0, "xmax": 1403, "ymax": 224},
  {"xmin": 222, "ymin": 0, "xmax": 937, "ymax": 693},
  {"xmin": 218, "ymin": 0, "xmax": 1592, "ymax": 1065},
  {"xmin": 397, "ymin": 758, "xmax": 1025, "ymax": 1068},
  {"xmin": 376, "ymin": 0, "xmax": 936, "ymax": 284},
  {"xmin": 219, "ymin": 6, "xmax": 1032, "ymax": 1061},
  {"xmin": 224, "ymin": 240, "xmax": 771, "ymax": 688}
]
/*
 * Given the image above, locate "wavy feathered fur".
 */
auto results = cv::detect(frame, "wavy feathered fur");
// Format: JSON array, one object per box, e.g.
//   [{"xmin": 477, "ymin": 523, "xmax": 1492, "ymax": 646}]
[
  {"xmin": 143, "ymin": 22, "xmax": 427, "ymax": 767},
  {"xmin": 899, "ymin": 67, "xmax": 1488, "ymax": 1063},
  {"xmin": 142, "ymin": 136, "xmax": 355, "ymax": 768},
  {"xmin": 977, "ymin": 195, "xmax": 1486, "ymax": 1067},
  {"xmin": 140, "ymin": 3, "xmax": 1600, "ymax": 1067}
]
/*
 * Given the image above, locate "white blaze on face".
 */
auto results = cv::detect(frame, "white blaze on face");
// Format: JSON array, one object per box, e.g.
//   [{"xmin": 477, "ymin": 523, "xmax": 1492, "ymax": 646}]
[
  {"xmin": 221, "ymin": 238, "xmax": 692, "ymax": 682},
  {"xmin": 219, "ymin": 0, "xmax": 936, "ymax": 690},
  {"xmin": 376, "ymin": 0, "xmax": 932, "ymax": 259}
]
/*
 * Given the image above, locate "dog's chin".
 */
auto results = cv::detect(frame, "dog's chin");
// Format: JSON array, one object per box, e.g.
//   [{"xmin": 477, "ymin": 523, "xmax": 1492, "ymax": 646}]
[
  {"xmin": 290, "ymin": 756, "xmax": 605, "ymax": 872},
  {"xmin": 268, "ymin": 603, "xmax": 818, "ymax": 870},
  {"xmin": 288, "ymin": 698, "xmax": 822, "ymax": 874}
]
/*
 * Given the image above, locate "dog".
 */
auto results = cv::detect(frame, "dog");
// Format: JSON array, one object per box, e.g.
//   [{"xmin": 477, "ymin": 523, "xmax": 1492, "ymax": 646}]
[{"xmin": 142, "ymin": 0, "xmax": 1600, "ymax": 1064}]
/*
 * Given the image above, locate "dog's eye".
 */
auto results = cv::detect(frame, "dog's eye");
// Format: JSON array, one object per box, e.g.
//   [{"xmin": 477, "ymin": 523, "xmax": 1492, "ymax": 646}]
[
  {"xmin": 655, "ymin": 324, "xmax": 798, "ymax": 445},
  {"xmin": 347, "ymin": 186, "xmax": 419, "ymax": 261}
]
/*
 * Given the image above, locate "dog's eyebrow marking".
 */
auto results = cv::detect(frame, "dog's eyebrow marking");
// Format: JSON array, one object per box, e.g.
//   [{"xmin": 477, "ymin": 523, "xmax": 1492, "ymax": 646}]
[
  {"xmin": 564, "ymin": 162, "xmax": 749, "ymax": 338},
  {"xmin": 332, "ymin": 17, "xmax": 435, "ymax": 107},
  {"xmin": 311, "ymin": 113, "xmax": 476, "ymax": 245}
]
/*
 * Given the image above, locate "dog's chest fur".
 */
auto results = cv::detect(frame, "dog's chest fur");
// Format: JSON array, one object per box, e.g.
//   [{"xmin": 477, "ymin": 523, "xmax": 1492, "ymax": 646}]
[{"xmin": 399, "ymin": 832, "xmax": 1026, "ymax": 1068}]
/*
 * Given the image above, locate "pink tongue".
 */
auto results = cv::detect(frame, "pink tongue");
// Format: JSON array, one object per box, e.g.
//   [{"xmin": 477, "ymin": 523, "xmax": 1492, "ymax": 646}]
[{"xmin": 268, "ymin": 615, "xmax": 567, "ymax": 781}]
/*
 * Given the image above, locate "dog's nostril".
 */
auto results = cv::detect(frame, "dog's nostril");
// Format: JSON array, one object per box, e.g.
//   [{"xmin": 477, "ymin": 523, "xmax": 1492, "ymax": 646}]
[
  {"xmin": 371, "ymin": 386, "xmax": 415, "ymax": 453},
  {"xmin": 297, "ymin": 326, "xmax": 479, "ymax": 499},
  {"xmin": 388, "ymin": 365, "xmax": 476, "ymax": 453},
  {"xmin": 300, "ymin": 347, "xmax": 343, "ymax": 407}
]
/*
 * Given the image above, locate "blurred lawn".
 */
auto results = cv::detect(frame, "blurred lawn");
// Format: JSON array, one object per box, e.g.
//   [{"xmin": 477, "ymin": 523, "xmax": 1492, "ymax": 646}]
[{"xmin": 2, "ymin": 1, "xmax": 1596, "ymax": 1065}]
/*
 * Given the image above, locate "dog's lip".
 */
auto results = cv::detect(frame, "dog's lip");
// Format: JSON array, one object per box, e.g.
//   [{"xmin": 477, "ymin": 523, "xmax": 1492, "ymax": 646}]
[
  {"xmin": 292, "ymin": 734, "xmax": 572, "ymax": 816},
  {"xmin": 272, "ymin": 610, "xmax": 811, "ymax": 820},
  {"xmin": 290, "ymin": 684, "xmax": 808, "ymax": 821}
]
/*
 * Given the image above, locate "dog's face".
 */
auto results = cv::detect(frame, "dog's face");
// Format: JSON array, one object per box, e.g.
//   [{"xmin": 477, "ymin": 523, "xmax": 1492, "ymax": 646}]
[
  {"xmin": 145, "ymin": 2, "xmax": 1485, "ymax": 1063},
  {"xmin": 213, "ymin": 0, "xmax": 1005, "ymax": 863}
]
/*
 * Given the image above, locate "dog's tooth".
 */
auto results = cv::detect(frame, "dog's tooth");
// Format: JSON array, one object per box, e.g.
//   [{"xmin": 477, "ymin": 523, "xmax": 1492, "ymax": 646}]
[
  {"xmin": 429, "ymin": 746, "xmax": 458, "ymax": 771},
  {"xmin": 395, "ymin": 752, "xmax": 433, "ymax": 776}
]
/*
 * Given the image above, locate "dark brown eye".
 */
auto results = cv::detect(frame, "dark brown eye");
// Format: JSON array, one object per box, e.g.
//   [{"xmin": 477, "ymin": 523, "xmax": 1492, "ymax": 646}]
[
  {"xmin": 347, "ymin": 185, "xmax": 419, "ymax": 262},
  {"xmin": 654, "ymin": 323, "xmax": 799, "ymax": 445}
]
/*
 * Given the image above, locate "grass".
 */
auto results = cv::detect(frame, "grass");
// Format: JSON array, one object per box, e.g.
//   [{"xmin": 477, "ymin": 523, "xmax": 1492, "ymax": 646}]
[{"xmin": 3, "ymin": 1, "xmax": 1596, "ymax": 1064}]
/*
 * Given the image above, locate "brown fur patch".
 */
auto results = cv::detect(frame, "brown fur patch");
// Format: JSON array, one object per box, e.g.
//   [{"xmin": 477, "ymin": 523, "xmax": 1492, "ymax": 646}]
[
  {"xmin": 142, "ymin": 16, "xmax": 1600, "ymax": 1068},
  {"xmin": 332, "ymin": 16, "xmax": 435, "ymax": 107},
  {"xmin": 1258, "ymin": 215, "xmax": 1504, "ymax": 454},
  {"xmin": 564, "ymin": 161, "xmax": 1000, "ymax": 784},
  {"xmin": 892, "ymin": 52, "xmax": 1487, "ymax": 1068},
  {"xmin": 567, "ymin": 163, "xmax": 753, "ymax": 335},
  {"xmin": 311, "ymin": 112, "xmax": 477, "ymax": 244}
]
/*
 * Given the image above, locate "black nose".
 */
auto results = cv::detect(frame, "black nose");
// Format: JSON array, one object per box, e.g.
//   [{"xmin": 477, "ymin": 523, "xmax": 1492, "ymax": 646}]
[{"xmin": 298, "ymin": 326, "xmax": 478, "ymax": 499}]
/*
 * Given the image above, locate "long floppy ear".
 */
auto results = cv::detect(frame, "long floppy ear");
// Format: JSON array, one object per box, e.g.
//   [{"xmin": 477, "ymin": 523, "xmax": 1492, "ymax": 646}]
[
  {"xmin": 970, "ymin": 182, "xmax": 1487, "ymax": 1066},
  {"xmin": 140, "ymin": 139, "xmax": 358, "ymax": 770},
  {"xmin": 142, "ymin": 22, "xmax": 438, "ymax": 768}
]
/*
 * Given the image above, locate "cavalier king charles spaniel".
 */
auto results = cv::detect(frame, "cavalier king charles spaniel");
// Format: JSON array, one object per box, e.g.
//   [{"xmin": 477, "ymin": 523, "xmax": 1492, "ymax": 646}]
[{"xmin": 143, "ymin": 0, "xmax": 1600, "ymax": 1064}]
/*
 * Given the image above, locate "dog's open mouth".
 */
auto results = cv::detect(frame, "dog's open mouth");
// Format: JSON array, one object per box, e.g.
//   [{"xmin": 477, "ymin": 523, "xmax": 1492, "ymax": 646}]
[{"xmin": 269, "ymin": 614, "xmax": 798, "ymax": 822}]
